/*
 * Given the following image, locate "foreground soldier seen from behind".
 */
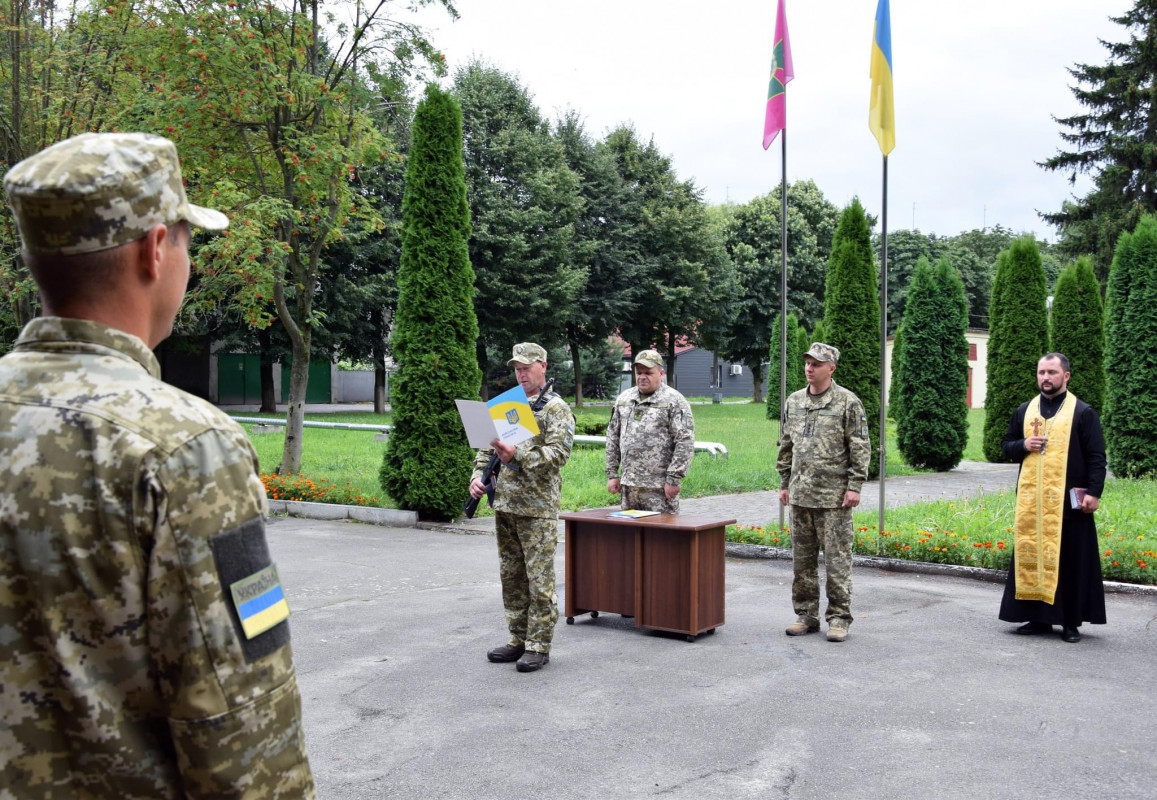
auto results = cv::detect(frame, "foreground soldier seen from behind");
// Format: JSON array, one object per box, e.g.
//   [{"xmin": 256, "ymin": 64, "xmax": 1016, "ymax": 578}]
[
  {"xmin": 469, "ymin": 343, "xmax": 575, "ymax": 673},
  {"xmin": 0, "ymin": 133, "xmax": 315, "ymax": 798},
  {"xmin": 776, "ymin": 342, "xmax": 870, "ymax": 643}
]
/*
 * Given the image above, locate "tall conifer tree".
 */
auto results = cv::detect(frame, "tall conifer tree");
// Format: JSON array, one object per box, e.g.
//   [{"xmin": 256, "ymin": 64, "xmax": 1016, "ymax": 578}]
[
  {"xmin": 380, "ymin": 85, "xmax": 481, "ymax": 520},
  {"xmin": 823, "ymin": 198, "xmax": 881, "ymax": 478},
  {"xmin": 895, "ymin": 258, "xmax": 970, "ymax": 471},
  {"xmin": 982, "ymin": 237, "xmax": 1049, "ymax": 462},
  {"xmin": 767, "ymin": 312, "xmax": 803, "ymax": 422},
  {"xmin": 1050, "ymin": 256, "xmax": 1106, "ymax": 414},
  {"xmin": 1103, "ymin": 215, "xmax": 1157, "ymax": 477},
  {"xmin": 1041, "ymin": 1, "xmax": 1157, "ymax": 283}
]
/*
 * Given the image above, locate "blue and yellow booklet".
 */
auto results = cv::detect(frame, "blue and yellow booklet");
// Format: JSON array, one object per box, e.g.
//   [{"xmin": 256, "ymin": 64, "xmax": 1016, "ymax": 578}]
[{"xmin": 456, "ymin": 385, "xmax": 540, "ymax": 449}]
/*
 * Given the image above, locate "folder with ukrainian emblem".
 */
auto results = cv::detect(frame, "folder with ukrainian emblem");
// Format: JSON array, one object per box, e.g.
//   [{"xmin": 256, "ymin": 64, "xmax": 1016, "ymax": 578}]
[
  {"xmin": 230, "ymin": 564, "xmax": 291, "ymax": 639},
  {"xmin": 456, "ymin": 384, "xmax": 540, "ymax": 448}
]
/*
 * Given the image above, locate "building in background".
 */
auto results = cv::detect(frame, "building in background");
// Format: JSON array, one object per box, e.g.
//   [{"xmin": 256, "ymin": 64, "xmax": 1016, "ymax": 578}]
[{"xmin": 883, "ymin": 329, "xmax": 989, "ymax": 410}]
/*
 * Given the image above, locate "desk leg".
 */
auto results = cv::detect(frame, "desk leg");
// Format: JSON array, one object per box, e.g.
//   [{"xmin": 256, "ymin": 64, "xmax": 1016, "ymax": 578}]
[
  {"xmin": 688, "ymin": 529, "xmax": 700, "ymax": 638},
  {"xmin": 633, "ymin": 527, "xmax": 643, "ymax": 629},
  {"xmin": 564, "ymin": 520, "xmax": 574, "ymax": 620}
]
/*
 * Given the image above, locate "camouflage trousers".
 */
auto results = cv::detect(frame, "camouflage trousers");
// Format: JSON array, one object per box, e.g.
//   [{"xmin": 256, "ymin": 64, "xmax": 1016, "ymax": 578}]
[
  {"xmin": 789, "ymin": 505, "xmax": 854, "ymax": 627},
  {"xmin": 621, "ymin": 485, "xmax": 679, "ymax": 515},
  {"xmin": 495, "ymin": 512, "xmax": 559, "ymax": 654}
]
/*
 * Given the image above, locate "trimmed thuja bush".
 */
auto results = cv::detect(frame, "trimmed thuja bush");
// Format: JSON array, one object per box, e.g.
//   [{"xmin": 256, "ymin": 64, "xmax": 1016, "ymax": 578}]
[
  {"xmin": 983, "ymin": 237, "xmax": 1048, "ymax": 462},
  {"xmin": 1104, "ymin": 215, "xmax": 1157, "ymax": 478},
  {"xmin": 766, "ymin": 311, "xmax": 803, "ymax": 422},
  {"xmin": 895, "ymin": 257, "xmax": 970, "ymax": 470},
  {"xmin": 823, "ymin": 198, "xmax": 881, "ymax": 478},
  {"xmin": 380, "ymin": 84, "xmax": 482, "ymax": 520},
  {"xmin": 1050, "ymin": 255, "xmax": 1105, "ymax": 415}
]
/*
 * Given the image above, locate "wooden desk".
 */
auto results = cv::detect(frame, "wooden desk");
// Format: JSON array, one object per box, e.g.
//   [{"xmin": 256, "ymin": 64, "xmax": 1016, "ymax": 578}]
[{"xmin": 559, "ymin": 509, "xmax": 735, "ymax": 641}]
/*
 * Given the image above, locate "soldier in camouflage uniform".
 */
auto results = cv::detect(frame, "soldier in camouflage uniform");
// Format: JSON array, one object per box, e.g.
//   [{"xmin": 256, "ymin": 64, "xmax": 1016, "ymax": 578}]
[
  {"xmin": 605, "ymin": 349, "xmax": 695, "ymax": 514},
  {"xmin": 469, "ymin": 343, "xmax": 575, "ymax": 672},
  {"xmin": 776, "ymin": 343, "xmax": 870, "ymax": 643},
  {"xmin": 0, "ymin": 133, "xmax": 315, "ymax": 797}
]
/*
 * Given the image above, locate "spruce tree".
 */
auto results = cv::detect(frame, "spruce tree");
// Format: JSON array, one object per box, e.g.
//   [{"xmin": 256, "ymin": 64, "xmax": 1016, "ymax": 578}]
[
  {"xmin": 1104, "ymin": 215, "xmax": 1157, "ymax": 477},
  {"xmin": 895, "ymin": 258, "xmax": 970, "ymax": 471},
  {"xmin": 1041, "ymin": 2, "xmax": 1157, "ymax": 283},
  {"xmin": 380, "ymin": 84, "xmax": 482, "ymax": 520},
  {"xmin": 823, "ymin": 198, "xmax": 882, "ymax": 478},
  {"xmin": 1050, "ymin": 256, "xmax": 1106, "ymax": 414},
  {"xmin": 982, "ymin": 237, "xmax": 1049, "ymax": 462},
  {"xmin": 766, "ymin": 311, "xmax": 802, "ymax": 422}
]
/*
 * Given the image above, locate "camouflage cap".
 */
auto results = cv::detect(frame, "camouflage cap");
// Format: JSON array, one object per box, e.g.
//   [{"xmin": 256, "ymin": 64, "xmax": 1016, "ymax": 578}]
[
  {"xmin": 3, "ymin": 132, "xmax": 228, "ymax": 256},
  {"xmin": 507, "ymin": 342, "xmax": 547, "ymax": 366},
  {"xmin": 804, "ymin": 342, "xmax": 840, "ymax": 363},
  {"xmin": 633, "ymin": 349, "xmax": 664, "ymax": 369}
]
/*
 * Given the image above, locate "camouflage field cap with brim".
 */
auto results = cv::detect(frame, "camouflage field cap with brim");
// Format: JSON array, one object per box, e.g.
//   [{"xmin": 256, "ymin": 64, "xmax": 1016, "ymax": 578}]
[
  {"xmin": 804, "ymin": 342, "xmax": 840, "ymax": 364},
  {"xmin": 507, "ymin": 342, "xmax": 547, "ymax": 366},
  {"xmin": 633, "ymin": 349, "xmax": 665, "ymax": 369},
  {"xmin": 3, "ymin": 132, "xmax": 229, "ymax": 256}
]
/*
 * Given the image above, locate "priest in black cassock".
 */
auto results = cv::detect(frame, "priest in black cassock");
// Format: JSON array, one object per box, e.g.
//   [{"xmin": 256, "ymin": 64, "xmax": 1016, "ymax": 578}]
[{"xmin": 998, "ymin": 353, "xmax": 1107, "ymax": 643}]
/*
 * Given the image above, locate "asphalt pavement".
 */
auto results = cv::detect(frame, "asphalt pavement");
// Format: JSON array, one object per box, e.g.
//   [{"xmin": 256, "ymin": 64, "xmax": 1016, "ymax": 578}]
[{"xmin": 272, "ymin": 512, "xmax": 1157, "ymax": 800}]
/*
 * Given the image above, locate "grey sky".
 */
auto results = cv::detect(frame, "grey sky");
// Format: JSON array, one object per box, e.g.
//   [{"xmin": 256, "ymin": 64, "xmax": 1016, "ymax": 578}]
[{"xmin": 414, "ymin": 0, "xmax": 1133, "ymax": 241}]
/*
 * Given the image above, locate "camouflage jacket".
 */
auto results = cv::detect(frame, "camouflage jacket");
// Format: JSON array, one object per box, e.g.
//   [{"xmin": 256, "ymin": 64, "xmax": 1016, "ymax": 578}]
[
  {"xmin": 472, "ymin": 388, "xmax": 574, "ymax": 519},
  {"xmin": 605, "ymin": 383, "xmax": 695, "ymax": 489},
  {"xmin": 776, "ymin": 381, "xmax": 870, "ymax": 508},
  {"xmin": 0, "ymin": 318, "xmax": 314, "ymax": 799}
]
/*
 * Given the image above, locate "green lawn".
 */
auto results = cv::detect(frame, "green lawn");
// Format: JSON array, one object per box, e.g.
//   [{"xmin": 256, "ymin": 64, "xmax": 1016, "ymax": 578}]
[
  {"xmin": 730, "ymin": 476, "xmax": 1157, "ymax": 586},
  {"xmin": 238, "ymin": 403, "xmax": 978, "ymax": 512},
  {"xmin": 240, "ymin": 403, "xmax": 1157, "ymax": 585}
]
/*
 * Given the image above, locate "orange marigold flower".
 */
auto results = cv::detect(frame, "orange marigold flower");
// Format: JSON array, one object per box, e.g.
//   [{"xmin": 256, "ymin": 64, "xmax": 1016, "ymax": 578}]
[
  {"xmin": 1104, "ymin": 550, "xmax": 1112, "ymax": 557},
  {"xmin": 997, "ymin": 541, "xmax": 1006, "ymax": 550}
]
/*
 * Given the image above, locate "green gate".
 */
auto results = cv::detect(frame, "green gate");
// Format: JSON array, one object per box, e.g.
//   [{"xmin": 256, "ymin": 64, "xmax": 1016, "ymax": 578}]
[
  {"xmin": 218, "ymin": 354, "xmax": 262, "ymax": 404},
  {"xmin": 280, "ymin": 360, "xmax": 332, "ymax": 403}
]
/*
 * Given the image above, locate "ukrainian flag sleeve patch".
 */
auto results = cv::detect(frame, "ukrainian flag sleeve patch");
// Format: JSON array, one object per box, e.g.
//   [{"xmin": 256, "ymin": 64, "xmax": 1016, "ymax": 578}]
[
  {"xmin": 231, "ymin": 564, "xmax": 291, "ymax": 638},
  {"xmin": 210, "ymin": 517, "xmax": 292, "ymax": 662}
]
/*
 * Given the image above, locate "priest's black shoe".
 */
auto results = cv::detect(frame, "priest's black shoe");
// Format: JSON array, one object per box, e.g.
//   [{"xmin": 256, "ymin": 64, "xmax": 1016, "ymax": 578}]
[
  {"xmin": 487, "ymin": 643, "xmax": 525, "ymax": 662},
  {"xmin": 1061, "ymin": 626, "xmax": 1081, "ymax": 643},
  {"xmin": 1015, "ymin": 622, "xmax": 1053, "ymax": 635}
]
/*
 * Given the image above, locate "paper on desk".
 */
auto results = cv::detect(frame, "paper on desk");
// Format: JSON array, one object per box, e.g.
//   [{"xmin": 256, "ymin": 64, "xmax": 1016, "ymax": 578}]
[
  {"xmin": 608, "ymin": 509, "xmax": 661, "ymax": 519},
  {"xmin": 456, "ymin": 385, "xmax": 540, "ymax": 449}
]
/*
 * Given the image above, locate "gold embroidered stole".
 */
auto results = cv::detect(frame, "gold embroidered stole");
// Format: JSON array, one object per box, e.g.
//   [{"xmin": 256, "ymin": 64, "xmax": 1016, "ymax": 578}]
[{"xmin": 1013, "ymin": 393, "xmax": 1077, "ymax": 602}]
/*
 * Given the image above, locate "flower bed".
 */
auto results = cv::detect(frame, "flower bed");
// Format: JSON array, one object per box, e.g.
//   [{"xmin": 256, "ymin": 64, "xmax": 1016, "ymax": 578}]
[
  {"xmin": 261, "ymin": 473, "xmax": 378, "ymax": 507},
  {"xmin": 727, "ymin": 487, "xmax": 1157, "ymax": 587}
]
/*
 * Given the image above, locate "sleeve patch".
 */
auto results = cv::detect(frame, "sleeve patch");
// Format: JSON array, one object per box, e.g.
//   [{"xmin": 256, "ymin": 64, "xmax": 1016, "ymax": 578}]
[{"xmin": 210, "ymin": 517, "xmax": 292, "ymax": 663}]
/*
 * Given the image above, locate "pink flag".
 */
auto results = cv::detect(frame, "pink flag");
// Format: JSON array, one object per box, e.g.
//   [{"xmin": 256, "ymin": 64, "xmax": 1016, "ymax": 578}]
[{"xmin": 763, "ymin": 0, "xmax": 794, "ymax": 150}]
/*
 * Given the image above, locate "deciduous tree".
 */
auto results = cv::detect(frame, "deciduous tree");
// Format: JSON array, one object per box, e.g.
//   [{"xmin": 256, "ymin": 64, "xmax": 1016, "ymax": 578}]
[{"xmin": 454, "ymin": 61, "xmax": 583, "ymax": 395}]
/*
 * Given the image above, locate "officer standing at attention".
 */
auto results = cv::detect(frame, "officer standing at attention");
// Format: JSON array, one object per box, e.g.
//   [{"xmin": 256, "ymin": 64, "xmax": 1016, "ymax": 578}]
[
  {"xmin": 0, "ymin": 133, "xmax": 315, "ymax": 797},
  {"xmin": 605, "ymin": 349, "xmax": 695, "ymax": 514},
  {"xmin": 776, "ymin": 343, "xmax": 870, "ymax": 643},
  {"xmin": 469, "ymin": 343, "xmax": 575, "ymax": 672}
]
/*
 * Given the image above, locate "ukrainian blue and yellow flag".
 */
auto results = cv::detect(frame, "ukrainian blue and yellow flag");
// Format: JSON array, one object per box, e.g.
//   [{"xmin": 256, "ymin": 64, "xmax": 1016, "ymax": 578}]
[
  {"xmin": 869, "ymin": 0, "xmax": 895, "ymax": 156},
  {"xmin": 230, "ymin": 564, "xmax": 291, "ymax": 639}
]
